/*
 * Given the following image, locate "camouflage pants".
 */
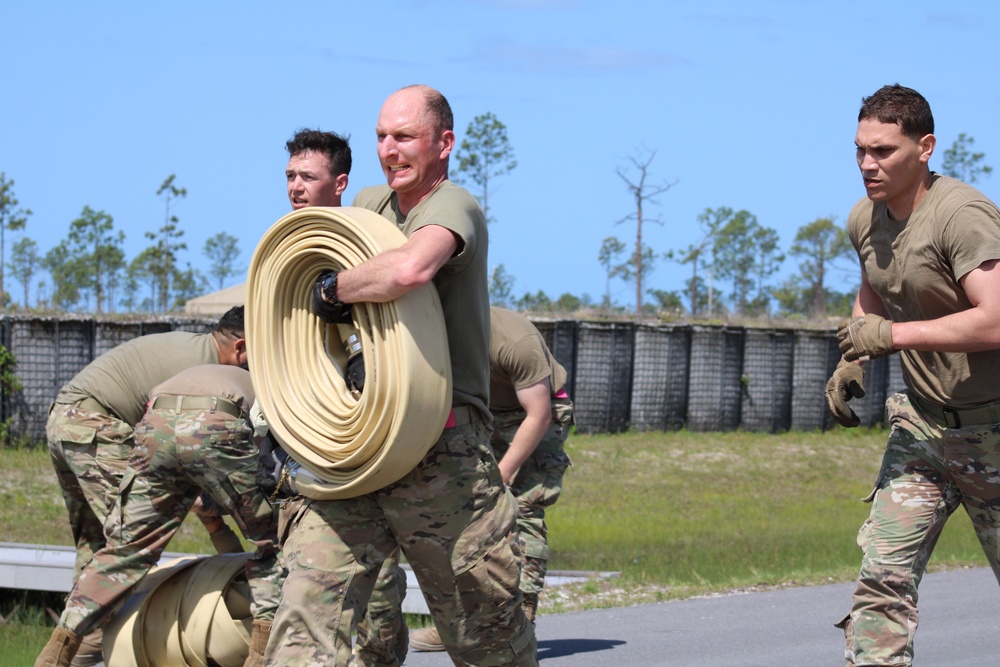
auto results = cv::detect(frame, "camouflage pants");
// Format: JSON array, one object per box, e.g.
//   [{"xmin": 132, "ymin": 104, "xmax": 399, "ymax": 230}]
[
  {"xmin": 353, "ymin": 548, "xmax": 408, "ymax": 667},
  {"xmin": 492, "ymin": 398, "xmax": 574, "ymax": 596},
  {"xmin": 266, "ymin": 416, "xmax": 537, "ymax": 667},
  {"xmin": 46, "ymin": 402, "xmax": 135, "ymax": 579},
  {"xmin": 59, "ymin": 407, "xmax": 280, "ymax": 635},
  {"xmin": 839, "ymin": 391, "xmax": 1000, "ymax": 666}
]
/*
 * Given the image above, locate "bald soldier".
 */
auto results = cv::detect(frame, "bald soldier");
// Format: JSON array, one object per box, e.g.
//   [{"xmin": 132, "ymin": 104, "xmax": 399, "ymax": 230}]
[{"xmin": 266, "ymin": 85, "xmax": 536, "ymax": 666}]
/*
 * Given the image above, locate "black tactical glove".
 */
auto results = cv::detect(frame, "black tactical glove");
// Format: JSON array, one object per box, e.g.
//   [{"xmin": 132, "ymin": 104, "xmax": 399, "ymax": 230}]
[
  {"xmin": 256, "ymin": 432, "xmax": 291, "ymax": 500},
  {"xmin": 312, "ymin": 270, "xmax": 353, "ymax": 324},
  {"xmin": 346, "ymin": 353, "xmax": 365, "ymax": 394},
  {"xmin": 825, "ymin": 359, "xmax": 866, "ymax": 428}
]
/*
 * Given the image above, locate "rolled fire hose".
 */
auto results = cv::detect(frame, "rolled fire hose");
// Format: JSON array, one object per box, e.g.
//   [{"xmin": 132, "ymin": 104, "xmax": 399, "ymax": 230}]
[
  {"xmin": 102, "ymin": 554, "xmax": 253, "ymax": 667},
  {"xmin": 246, "ymin": 206, "xmax": 452, "ymax": 499}
]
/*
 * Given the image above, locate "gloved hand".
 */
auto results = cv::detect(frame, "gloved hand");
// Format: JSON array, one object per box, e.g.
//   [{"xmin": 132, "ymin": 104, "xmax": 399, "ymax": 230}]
[
  {"xmin": 256, "ymin": 432, "xmax": 291, "ymax": 500},
  {"xmin": 346, "ymin": 353, "xmax": 365, "ymax": 394},
  {"xmin": 837, "ymin": 314, "xmax": 894, "ymax": 361},
  {"xmin": 825, "ymin": 359, "xmax": 866, "ymax": 427},
  {"xmin": 312, "ymin": 270, "xmax": 353, "ymax": 324}
]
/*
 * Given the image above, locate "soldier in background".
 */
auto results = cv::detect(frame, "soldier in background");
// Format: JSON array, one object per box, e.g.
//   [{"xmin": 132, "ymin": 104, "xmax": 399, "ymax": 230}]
[
  {"xmin": 365, "ymin": 306, "xmax": 575, "ymax": 656},
  {"xmin": 36, "ymin": 364, "xmax": 279, "ymax": 667},
  {"xmin": 42, "ymin": 306, "xmax": 247, "ymax": 665},
  {"xmin": 283, "ymin": 125, "xmax": 410, "ymax": 667}
]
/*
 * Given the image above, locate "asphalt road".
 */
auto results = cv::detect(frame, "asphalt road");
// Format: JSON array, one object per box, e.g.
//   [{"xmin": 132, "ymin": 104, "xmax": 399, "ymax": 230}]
[{"xmin": 401, "ymin": 567, "xmax": 1000, "ymax": 666}]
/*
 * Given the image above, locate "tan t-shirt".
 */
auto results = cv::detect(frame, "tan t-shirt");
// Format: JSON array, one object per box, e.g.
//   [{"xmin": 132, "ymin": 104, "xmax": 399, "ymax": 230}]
[
  {"xmin": 848, "ymin": 173, "xmax": 1000, "ymax": 406},
  {"xmin": 56, "ymin": 331, "xmax": 220, "ymax": 425},
  {"xmin": 353, "ymin": 181, "xmax": 490, "ymax": 417},
  {"xmin": 149, "ymin": 365, "xmax": 255, "ymax": 418},
  {"xmin": 488, "ymin": 307, "xmax": 568, "ymax": 412}
]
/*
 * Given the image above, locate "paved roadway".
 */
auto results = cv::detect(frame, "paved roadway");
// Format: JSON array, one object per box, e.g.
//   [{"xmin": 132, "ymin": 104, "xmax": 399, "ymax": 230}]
[{"xmin": 401, "ymin": 567, "xmax": 1000, "ymax": 666}]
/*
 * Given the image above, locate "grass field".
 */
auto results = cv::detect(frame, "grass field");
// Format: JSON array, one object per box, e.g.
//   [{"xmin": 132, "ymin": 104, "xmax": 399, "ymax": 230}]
[
  {"xmin": 1, "ymin": 428, "xmax": 989, "ymax": 659},
  {"xmin": 544, "ymin": 428, "xmax": 986, "ymax": 609}
]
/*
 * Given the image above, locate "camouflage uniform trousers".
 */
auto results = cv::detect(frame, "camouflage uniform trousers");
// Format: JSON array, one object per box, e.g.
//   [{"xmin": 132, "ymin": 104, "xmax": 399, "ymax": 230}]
[
  {"xmin": 491, "ymin": 397, "xmax": 574, "ymax": 597},
  {"xmin": 266, "ymin": 414, "xmax": 538, "ymax": 667},
  {"xmin": 838, "ymin": 391, "xmax": 1000, "ymax": 666},
  {"xmin": 46, "ymin": 402, "xmax": 135, "ymax": 579},
  {"xmin": 353, "ymin": 548, "xmax": 408, "ymax": 667},
  {"xmin": 59, "ymin": 407, "xmax": 281, "ymax": 636}
]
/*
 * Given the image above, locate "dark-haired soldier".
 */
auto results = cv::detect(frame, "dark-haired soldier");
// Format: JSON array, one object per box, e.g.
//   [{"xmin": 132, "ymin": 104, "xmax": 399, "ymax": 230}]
[
  {"xmin": 829, "ymin": 84, "xmax": 1000, "ymax": 666},
  {"xmin": 285, "ymin": 128, "xmax": 352, "ymax": 209}
]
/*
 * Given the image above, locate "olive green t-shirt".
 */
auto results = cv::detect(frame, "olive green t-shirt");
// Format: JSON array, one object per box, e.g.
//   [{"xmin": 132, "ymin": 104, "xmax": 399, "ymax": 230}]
[
  {"xmin": 55, "ymin": 331, "xmax": 220, "ymax": 425},
  {"xmin": 488, "ymin": 307, "xmax": 568, "ymax": 412},
  {"xmin": 848, "ymin": 173, "xmax": 1000, "ymax": 406},
  {"xmin": 149, "ymin": 364, "xmax": 255, "ymax": 418},
  {"xmin": 353, "ymin": 181, "xmax": 490, "ymax": 417}
]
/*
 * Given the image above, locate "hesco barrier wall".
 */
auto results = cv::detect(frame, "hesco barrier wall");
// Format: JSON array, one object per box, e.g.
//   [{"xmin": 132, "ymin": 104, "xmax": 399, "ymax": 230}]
[
  {"xmin": 1, "ymin": 315, "xmax": 904, "ymax": 442},
  {"xmin": 532, "ymin": 319, "xmax": 904, "ymax": 434},
  {"xmin": 0, "ymin": 316, "xmax": 216, "ymax": 442}
]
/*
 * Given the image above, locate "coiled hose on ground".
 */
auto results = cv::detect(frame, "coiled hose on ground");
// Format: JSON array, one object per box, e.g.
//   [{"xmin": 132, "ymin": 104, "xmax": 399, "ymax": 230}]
[{"xmin": 103, "ymin": 554, "xmax": 253, "ymax": 667}]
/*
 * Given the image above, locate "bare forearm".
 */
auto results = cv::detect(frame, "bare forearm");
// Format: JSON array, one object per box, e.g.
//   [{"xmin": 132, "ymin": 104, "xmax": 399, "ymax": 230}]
[
  {"xmin": 335, "ymin": 224, "xmax": 456, "ymax": 304},
  {"xmin": 497, "ymin": 413, "xmax": 551, "ymax": 485},
  {"xmin": 892, "ymin": 308, "xmax": 1000, "ymax": 353},
  {"xmin": 888, "ymin": 260, "xmax": 1000, "ymax": 353},
  {"xmin": 336, "ymin": 249, "xmax": 423, "ymax": 303}
]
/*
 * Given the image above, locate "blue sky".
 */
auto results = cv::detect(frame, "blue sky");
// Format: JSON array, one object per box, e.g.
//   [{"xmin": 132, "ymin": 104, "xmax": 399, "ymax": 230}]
[{"xmin": 3, "ymin": 0, "xmax": 999, "ymax": 310}]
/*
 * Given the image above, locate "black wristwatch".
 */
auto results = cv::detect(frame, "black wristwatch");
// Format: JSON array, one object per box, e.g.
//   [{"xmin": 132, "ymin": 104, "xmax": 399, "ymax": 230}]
[{"xmin": 320, "ymin": 271, "xmax": 345, "ymax": 307}]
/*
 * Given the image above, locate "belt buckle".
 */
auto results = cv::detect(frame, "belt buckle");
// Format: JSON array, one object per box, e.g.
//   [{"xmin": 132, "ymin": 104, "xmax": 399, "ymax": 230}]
[{"xmin": 942, "ymin": 407, "xmax": 961, "ymax": 429}]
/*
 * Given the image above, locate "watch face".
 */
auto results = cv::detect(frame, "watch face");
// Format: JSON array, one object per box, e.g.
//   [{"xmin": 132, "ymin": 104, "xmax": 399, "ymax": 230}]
[{"xmin": 323, "ymin": 272, "xmax": 340, "ymax": 305}]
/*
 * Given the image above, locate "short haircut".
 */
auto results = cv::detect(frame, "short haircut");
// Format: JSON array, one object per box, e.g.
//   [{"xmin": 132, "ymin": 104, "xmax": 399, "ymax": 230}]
[
  {"xmin": 858, "ymin": 84, "xmax": 934, "ymax": 140},
  {"xmin": 401, "ymin": 85, "xmax": 454, "ymax": 133},
  {"xmin": 285, "ymin": 129, "xmax": 352, "ymax": 177},
  {"xmin": 216, "ymin": 305, "xmax": 245, "ymax": 340}
]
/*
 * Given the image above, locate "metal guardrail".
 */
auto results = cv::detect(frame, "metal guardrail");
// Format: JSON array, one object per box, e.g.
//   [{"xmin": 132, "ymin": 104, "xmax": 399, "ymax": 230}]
[{"xmin": 0, "ymin": 542, "xmax": 617, "ymax": 615}]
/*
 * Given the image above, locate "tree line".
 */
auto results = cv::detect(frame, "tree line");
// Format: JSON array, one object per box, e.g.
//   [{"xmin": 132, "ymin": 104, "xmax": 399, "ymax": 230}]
[
  {"xmin": 488, "ymin": 134, "xmax": 993, "ymax": 321},
  {"xmin": 0, "ymin": 174, "xmax": 242, "ymax": 313},
  {"xmin": 0, "ymin": 112, "xmax": 515, "ymax": 315},
  {"xmin": 0, "ymin": 120, "xmax": 991, "ymax": 319}
]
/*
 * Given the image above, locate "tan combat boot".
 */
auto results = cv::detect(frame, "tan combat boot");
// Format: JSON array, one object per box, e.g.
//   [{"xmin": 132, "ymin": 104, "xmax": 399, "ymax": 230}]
[
  {"xmin": 409, "ymin": 625, "xmax": 446, "ymax": 652},
  {"xmin": 35, "ymin": 626, "xmax": 83, "ymax": 667},
  {"xmin": 243, "ymin": 619, "xmax": 272, "ymax": 667}
]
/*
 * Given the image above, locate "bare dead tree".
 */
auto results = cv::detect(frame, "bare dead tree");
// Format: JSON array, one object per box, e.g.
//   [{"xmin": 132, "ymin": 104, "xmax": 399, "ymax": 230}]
[{"xmin": 615, "ymin": 150, "xmax": 677, "ymax": 315}]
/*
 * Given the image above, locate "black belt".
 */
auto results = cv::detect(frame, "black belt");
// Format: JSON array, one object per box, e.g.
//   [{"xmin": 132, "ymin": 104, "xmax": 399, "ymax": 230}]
[
  {"xmin": 912, "ymin": 395, "xmax": 1000, "ymax": 429},
  {"xmin": 150, "ymin": 395, "xmax": 243, "ymax": 419},
  {"xmin": 448, "ymin": 404, "xmax": 476, "ymax": 428}
]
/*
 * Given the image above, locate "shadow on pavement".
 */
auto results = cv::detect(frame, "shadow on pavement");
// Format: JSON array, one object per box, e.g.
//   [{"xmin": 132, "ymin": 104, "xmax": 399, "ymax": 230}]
[{"xmin": 537, "ymin": 637, "xmax": 626, "ymax": 660}]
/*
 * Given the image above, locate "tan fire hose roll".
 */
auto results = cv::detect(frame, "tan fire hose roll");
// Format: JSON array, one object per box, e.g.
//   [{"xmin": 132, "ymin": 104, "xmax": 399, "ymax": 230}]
[
  {"xmin": 246, "ymin": 206, "xmax": 452, "ymax": 499},
  {"xmin": 102, "ymin": 556, "xmax": 200, "ymax": 667},
  {"xmin": 178, "ymin": 554, "xmax": 254, "ymax": 666},
  {"xmin": 102, "ymin": 555, "xmax": 257, "ymax": 667}
]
